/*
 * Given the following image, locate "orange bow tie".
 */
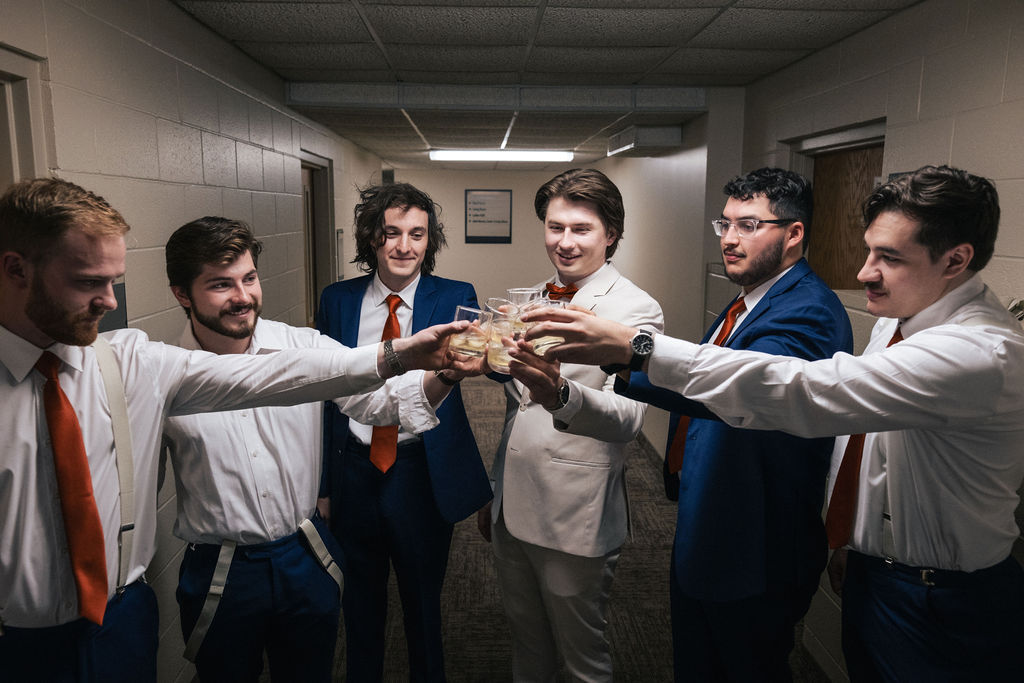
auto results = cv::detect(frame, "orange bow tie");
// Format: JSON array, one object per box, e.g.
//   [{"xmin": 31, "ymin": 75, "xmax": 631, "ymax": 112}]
[{"xmin": 545, "ymin": 282, "xmax": 578, "ymax": 301}]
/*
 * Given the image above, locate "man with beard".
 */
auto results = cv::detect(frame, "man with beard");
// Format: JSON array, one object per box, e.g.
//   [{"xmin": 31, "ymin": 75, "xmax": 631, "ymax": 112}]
[
  {"xmin": 0, "ymin": 179, "xmax": 468, "ymax": 682},
  {"xmin": 523, "ymin": 164, "xmax": 1024, "ymax": 681},
  {"xmin": 160, "ymin": 217, "xmax": 469, "ymax": 681},
  {"xmin": 592, "ymin": 168, "xmax": 853, "ymax": 681}
]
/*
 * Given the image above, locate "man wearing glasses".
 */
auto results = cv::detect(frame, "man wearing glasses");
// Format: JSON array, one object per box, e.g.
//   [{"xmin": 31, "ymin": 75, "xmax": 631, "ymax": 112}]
[{"xmin": 621, "ymin": 168, "xmax": 853, "ymax": 680}]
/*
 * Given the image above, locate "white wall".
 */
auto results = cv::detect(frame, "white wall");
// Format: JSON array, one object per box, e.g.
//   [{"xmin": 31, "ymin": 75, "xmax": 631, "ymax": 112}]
[
  {"xmin": 400, "ymin": 141, "xmax": 714, "ymax": 452},
  {"xmin": 0, "ymin": 1, "xmax": 380, "ymax": 681},
  {"xmin": 737, "ymin": 1, "xmax": 1024, "ymax": 678}
]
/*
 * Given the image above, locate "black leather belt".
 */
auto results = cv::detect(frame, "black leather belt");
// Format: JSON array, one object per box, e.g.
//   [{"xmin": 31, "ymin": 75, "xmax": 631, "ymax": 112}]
[{"xmin": 853, "ymin": 550, "xmax": 1008, "ymax": 588}]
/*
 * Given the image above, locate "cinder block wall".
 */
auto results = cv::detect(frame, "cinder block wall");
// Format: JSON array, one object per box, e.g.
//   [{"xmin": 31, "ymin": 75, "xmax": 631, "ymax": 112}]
[
  {"xmin": 1, "ymin": 1, "xmax": 380, "ymax": 680},
  {"xmin": 737, "ymin": 0, "xmax": 1024, "ymax": 678}
]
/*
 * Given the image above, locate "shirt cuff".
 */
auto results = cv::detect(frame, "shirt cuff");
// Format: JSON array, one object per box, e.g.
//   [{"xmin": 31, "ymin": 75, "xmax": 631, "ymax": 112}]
[
  {"xmin": 397, "ymin": 370, "xmax": 440, "ymax": 434},
  {"xmin": 647, "ymin": 333, "xmax": 699, "ymax": 390}
]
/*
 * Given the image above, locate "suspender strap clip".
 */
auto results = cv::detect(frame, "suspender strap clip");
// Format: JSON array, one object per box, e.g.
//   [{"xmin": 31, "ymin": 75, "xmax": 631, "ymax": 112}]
[
  {"xmin": 182, "ymin": 541, "xmax": 236, "ymax": 662},
  {"xmin": 299, "ymin": 518, "xmax": 344, "ymax": 593}
]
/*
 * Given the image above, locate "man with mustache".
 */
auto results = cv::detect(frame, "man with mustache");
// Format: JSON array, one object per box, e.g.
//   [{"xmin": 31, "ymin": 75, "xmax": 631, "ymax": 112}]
[
  {"xmin": 160, "ymin": 217, "xmax": 467, "ymax": 682},
  {"xmin": 0, "ymin": 178, "xmax": 467, "ymax": 682},
  {"xmin": 607, "ymin": 167, "xmax": 853, "ymax": 681},
  {"xmin": 521, "ymin": 165, "xmax": 1024, "ymax": 681}
]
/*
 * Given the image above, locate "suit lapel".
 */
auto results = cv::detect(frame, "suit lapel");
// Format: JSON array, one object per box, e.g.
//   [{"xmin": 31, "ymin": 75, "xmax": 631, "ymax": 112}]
[
  {"xmin": 342, "ymin": 275, "xmax": 373, "ymax": 347},
  {"xmin": 726, "ymin": 258, "xmax": 811, "ymax": 344},
  {"xmin": 412, "ymin": 275, "xmax": 439, "ymax": 333},
  {"xmin": 564, "ymin": 263, "xmax": 619, "ymax": 312}
]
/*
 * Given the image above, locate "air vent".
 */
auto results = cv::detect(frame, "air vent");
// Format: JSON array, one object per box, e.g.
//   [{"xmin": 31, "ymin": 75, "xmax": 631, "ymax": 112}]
[{"xmin": 607, "ymin": 126, "xmax": 682, "ymax": 157}]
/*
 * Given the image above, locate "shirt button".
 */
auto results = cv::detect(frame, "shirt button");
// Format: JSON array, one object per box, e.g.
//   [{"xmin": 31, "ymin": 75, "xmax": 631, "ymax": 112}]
[
  {"xmin": 519, "ymin": 402, "xmax": 527, "ymax": 412},
  {"xmin": 252, "ymin": 452, "xmax": 258, "ymax": 458},
  {"xmin": 262, "ymin": 492, "xmax": 269, "ymax": 498}
]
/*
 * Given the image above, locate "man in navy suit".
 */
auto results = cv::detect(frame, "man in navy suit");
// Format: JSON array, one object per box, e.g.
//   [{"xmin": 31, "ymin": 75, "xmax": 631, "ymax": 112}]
[
  {"xmin": 584, "ymin": 169, "xmax": 852, "ymax": 680},
  {"xmin": 317, "ymin": 182, "xmax": 492, "ymax": 683}
]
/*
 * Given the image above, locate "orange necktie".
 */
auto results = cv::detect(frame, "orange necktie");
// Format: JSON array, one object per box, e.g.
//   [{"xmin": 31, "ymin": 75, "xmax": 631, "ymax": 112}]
[
  {"xmin": 545, "ymin": 282, "xmax": 578, "ymax": 301},
  {"xmin": 824, "ymin": 326, "xmax": 904, "ymax": 549},
  {"xmin": 36, "ymin": 351, "xmax": 108, "ymax": 625},
  {"xmin": 666, "ymin": 297, "xmax": 747, "ymax": 474},
  {"xmin": 369, "ymin": 294, "xmax": 402, "ymax": 473}
]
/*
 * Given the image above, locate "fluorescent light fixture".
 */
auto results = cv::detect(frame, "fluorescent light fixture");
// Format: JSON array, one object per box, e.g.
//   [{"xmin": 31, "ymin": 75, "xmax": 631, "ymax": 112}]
[{"xmin": 429, "ymin": 149, "xmax": 574, "ymax": 162}]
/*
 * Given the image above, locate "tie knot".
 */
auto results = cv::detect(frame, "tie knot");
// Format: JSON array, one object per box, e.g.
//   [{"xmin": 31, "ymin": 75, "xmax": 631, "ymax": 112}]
[
  {"xmin": 727, "ymin": 297, "xmax": 746, "ymax": 318},
  {"xmin": 545, "ymin": 282, "xmax": 578, "ymax": 301},
  {"xmin": 888, "ymin": 326, "xmax": 903, "ymax": 347},
  {"xmin": 35, "ymin": 351, "xmax": 62, "ymax": 380},
  {"xmin": 385, "ymin": 293, "xmax": 403, "ymax": 314}
]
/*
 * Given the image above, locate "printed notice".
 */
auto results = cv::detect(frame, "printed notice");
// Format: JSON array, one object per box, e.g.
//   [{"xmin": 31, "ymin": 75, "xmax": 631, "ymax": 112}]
[{"xmin": 465, "ymin": 189, "xmax": 512, "ymax": 243}]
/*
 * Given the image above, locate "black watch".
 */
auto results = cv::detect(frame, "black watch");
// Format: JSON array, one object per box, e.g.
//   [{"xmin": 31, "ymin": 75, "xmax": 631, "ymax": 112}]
[{"xmin": 600, "ymin": 331, "xmax": 654, "ymax": 374}]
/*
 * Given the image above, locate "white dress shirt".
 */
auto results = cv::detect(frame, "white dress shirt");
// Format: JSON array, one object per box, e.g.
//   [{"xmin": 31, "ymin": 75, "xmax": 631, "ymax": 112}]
[
  {"xmin": 0, "ymin": 324, "xmax": 385, "ymax": 628},
  {"xmin": 348, "ymin": 273, "xmax": 421, "ymax": 446},
  {"xmin": 647, "ymin": 274, "xmax": 1024, "ymax": 571},
  {"xmin": 707, "ymin": 265, "xmax": 793, "ymax": 344},
  {"xmin": 162, "ymin": 318, "xmax": 438, "ymax": 545}
]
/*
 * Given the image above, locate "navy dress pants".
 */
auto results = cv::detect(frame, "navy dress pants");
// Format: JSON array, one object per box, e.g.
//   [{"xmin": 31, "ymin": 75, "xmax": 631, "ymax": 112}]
[
  {"xmin": 177, "ymin": 515, "xmax": 343, "ymax": 683},
  {"xmin": 336, "ymin": 439, "xmax": 453, "ymax": 683},
  {"xmin": 0, "ymin": 581, "xmax": 158, "ymax": 683},
  {"xmin": 670, "ymin": 557, "xmax": 817, "ymax": 682},
  {"xmin": 842, "ymin": 551, "xmax": 1024, "ymax": 683}
]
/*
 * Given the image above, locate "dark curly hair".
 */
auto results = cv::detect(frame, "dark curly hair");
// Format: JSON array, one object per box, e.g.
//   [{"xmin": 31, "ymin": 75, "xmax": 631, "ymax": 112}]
[
  {"xmin": 352, "ymin": 183, "xmax": 447, "ymax": 275},
  {"xmin": 723, "ymin": 167, "xmax": 813, "ymax": 251}
]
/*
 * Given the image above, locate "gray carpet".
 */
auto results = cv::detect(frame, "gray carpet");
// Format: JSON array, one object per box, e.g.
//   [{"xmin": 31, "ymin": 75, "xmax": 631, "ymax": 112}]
[{"xmin": 329, "ymin": 375, "xmax": 831, "ymax": 682}]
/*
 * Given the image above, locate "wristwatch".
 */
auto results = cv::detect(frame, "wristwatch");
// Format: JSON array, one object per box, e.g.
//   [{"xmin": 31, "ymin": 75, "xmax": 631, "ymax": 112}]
[
  {"xmin": 549, "ymin": 377, "xmax": 571, "ymax": 410},
  {"xmin": 600, "ymin": 330, "xmax": 654, "ymax": 374}
]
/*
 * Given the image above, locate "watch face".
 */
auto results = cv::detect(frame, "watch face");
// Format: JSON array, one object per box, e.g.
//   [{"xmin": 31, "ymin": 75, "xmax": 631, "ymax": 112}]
[{"xmin": 632, "ymin": 332, "xmax": 654, "ymax": 355}]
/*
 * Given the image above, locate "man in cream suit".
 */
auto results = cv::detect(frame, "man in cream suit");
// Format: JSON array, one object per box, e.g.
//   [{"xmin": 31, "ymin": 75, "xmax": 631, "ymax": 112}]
[{"xmin": 477, "ymin": 168, "xmax": 664, "ymax": 682}]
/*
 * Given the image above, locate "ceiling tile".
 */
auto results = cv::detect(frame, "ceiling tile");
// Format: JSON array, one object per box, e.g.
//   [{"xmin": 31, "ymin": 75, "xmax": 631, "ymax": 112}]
[
  {"xmin": 388, "ymin": 45, "xmax": 526, "ymax": 70},
  {"xmin": 177, "ymin": 1, "xmax": 368, "ymax": 42},
  {"xmin": 236, "ymin": 42, "xmax": 383, "ymax": 70},
  {"xmin": 689, "ymin": 8, "xmax": 893, "ymax": 49},
  {"xmin": 537, "ymin": 8, "xmax": 721, "ymax": 46},
  {"xmin": 527, "ymin": 46, "xmax": 674, "ymax": 72},
  {"xmin": 364, "ymin": 6, "xmax": 536, "ymax": 44}
]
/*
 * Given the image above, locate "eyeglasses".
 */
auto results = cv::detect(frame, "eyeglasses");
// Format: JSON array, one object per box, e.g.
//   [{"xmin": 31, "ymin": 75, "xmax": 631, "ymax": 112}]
[{"xmin": 711, "ymin": 218, "xmax": 796, "ymax": 238}]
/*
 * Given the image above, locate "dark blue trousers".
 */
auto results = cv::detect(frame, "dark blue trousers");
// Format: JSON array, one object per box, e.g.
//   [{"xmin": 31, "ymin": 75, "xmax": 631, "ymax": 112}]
[
  {"xmin": 670, "ymin": 556, "xmax": 818, "ymax": 682},
  {"xmin": 0, "ymin": 581, "xmax": 158, "ymax": 683},
  {"xmin": 842, "ymin": 551, "xmax": 1024, "ymax": 683},
  {"xmin": 335, "ymin": 439, "xmax": 453, "ymax": 683},
  {"xmin": 177, "ymin": 515, "xmax": 343, "ymax": 683}
]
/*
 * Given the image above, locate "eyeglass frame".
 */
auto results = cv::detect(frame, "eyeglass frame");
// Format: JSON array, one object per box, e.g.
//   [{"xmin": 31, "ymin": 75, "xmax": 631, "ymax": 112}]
[{"xmin": 711, "ymin": 218, "xmax": 797, "ymax": 239}]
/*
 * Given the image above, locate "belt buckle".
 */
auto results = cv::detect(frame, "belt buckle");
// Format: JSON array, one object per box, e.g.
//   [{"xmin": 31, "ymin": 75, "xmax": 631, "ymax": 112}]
[{"xmin": 920, "ymin": 568, "xmax": 936, "ymax": 587}]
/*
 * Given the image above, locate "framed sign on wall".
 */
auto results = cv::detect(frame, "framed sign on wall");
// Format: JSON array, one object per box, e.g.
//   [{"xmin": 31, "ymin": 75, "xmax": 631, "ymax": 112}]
[{"xmin": 465, "ymin": 189, "xmax": 512, "ymax": 244}]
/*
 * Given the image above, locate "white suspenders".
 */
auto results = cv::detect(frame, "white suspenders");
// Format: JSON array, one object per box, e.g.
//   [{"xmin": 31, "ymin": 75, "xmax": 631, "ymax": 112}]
[{"xmin": 92, "ymin": 336, "xmax": 136, "ymax": 593}]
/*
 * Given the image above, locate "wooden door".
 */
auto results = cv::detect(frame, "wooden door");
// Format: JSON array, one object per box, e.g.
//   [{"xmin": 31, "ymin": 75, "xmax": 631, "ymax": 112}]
[{"xmin": 808, "ymin": 145, "xmax": 884, "ymax": 289}]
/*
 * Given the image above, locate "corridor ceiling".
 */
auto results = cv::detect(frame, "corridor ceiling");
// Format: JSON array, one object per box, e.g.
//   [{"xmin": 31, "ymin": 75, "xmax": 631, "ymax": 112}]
[{"xmin": 172, "ymin": 1, "xmax": 922, "ymax": 169}]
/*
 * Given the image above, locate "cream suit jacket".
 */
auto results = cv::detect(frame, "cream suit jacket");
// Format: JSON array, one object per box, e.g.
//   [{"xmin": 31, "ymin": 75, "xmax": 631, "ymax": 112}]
[{"xmin": 492, "ymin": 263, "xmax": 664, "ymax": 557}]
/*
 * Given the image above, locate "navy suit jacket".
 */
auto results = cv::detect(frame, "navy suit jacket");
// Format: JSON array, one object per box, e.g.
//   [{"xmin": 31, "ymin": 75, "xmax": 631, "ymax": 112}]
[
  {"xmin": 623, "ymin": 258, "xmax": 853, "ymax": 601},
  {"xmin": 317, "ymin": 273, "xmax": 493, "ymax": 524}
]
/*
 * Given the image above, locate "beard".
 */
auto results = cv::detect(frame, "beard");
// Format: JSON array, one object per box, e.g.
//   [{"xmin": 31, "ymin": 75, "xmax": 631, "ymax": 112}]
[
  {"xmin": 191, "ymin": 299, "xmax": 262, "ymax": 340},
  {"xmin": 725, "ymin": 234, "xmax": 786, "ymax": 288},
  {"xmin": 27, "ymin": 278, "xmax": 105, "ymax": 346}
]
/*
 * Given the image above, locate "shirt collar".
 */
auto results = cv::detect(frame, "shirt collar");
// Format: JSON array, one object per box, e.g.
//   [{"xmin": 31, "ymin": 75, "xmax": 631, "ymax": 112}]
[
  {"xmin": 177, "ymin": 318, "xmax": 276, "ymax": 355},
  {"xmin": 552, "ymin": 261, "xmax": 609, "ymax": 290},
  {"xmin": 0, "ymin": 323, "xmax": 86, "ymax": 382},
  {"xmin": 898, "ymin": 272, "xmax": 986, "ymax": 338},
  {"xmin": 739, "ymin": 263, "xmax": 796, "ymax": 313},
  {"xmin": 372, "ymin": 271, "xmax": 420, "ymax": 309}
]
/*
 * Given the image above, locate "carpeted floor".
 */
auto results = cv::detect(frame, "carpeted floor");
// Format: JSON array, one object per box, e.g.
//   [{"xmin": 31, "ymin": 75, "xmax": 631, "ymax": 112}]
[{"xmin": 329, "ymin": 375, "xmax": 831, "ymax": 682}]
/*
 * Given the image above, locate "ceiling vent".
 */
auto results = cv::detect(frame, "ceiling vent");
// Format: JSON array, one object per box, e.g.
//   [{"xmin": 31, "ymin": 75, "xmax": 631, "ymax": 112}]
[{"xmin": 607, "ymin": 125, "xmax": 683, "ymax": 157}]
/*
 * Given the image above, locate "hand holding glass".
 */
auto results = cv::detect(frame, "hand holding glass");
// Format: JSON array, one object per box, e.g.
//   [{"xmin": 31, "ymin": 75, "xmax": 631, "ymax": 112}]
[{"xmin": 449, "ymin": 306, "xmax": 492, "ymax": 358}]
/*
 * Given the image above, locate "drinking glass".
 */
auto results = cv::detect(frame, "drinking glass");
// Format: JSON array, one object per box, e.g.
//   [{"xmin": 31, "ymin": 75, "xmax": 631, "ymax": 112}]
[
  {"xmin": 519, "ymin": 298, "xmax": 566, "ymax": 357},
  {"xmin": 485, "ymin": 297, "xmax": 515, "ymax": 374},
  {"xmin": 449, "ymin": 305, "xmax": 492, "ymax": 358},
  {"xmin": 506, "ymin": 287, "xmax": 543, "ymax": 307}
]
